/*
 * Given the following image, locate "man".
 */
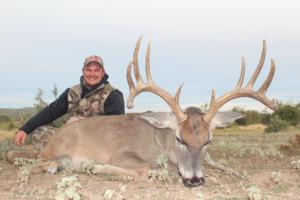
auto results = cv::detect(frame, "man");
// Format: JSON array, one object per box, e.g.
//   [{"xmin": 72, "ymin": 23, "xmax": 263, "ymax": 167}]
[{"xmin": 13, "ymin": 55, "xmax": 125, "ymax": 150}]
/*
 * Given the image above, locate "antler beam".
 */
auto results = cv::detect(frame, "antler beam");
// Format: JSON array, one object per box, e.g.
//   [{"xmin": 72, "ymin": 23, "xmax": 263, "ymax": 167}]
[
  {"xmin": 127, "ymin": 36, "xmax": 187, "ymax": 123},
  {"xmin": 203, "ymin": 40, "xmax": 278, "ymax": 123}
]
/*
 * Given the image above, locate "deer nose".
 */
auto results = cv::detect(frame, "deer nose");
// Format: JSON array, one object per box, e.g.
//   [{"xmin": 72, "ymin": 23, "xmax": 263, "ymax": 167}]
[{"xmin": 183, "ymin": 176, "xmax": 205, "ymax": 187}]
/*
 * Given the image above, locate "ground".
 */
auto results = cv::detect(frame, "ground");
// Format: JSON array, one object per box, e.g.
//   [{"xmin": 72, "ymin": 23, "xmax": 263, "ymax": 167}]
[{"xmin": 0, "ymin": 125, "xmax": 300, "ymax": 200}]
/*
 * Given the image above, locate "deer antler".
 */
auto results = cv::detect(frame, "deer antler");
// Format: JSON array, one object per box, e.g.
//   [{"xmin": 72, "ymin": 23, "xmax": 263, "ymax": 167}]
[
  {"xmin": 203, "ymin": 40, "xmax": 278, "ymax": 123},
  {"xmin": 127, "ymin": 36, "xmax": 187, "ymax": 123}
]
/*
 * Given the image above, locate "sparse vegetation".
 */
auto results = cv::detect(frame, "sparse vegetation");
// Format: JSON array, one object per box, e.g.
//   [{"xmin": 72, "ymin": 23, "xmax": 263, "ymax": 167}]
[
  {"xmin": 233, "ymin": 108, "xmax": 270, "ymax": 126},
  {"xmin": 0, "ymin": 139, "xmax": 21, "ymax": 160},
  {"xmin": 232, "ymin": 102, "xmax": 300, "ymax": 133},
  {"xmin": 0, "ymin": 115, "xmax": 16, "ymax": 130},
  {"xmin": 13, "ymin": 158, "xmax": 40, "ymax": 187},
  {"xmin": 55, "ymin": 176, "xmax": 82, "ymax": 200},
  {"xmin": 271, "ymin": 182, "xmax": 291, "ymax": 193},
  {"xmin": 264, "ymin": 115, "xmax": 290, "ymax": 133},
  {"xmin": 213, "ymin": 138, "xmax": 283, "ymax": 159},
  {"xmin": 0, "ymin": 115, "xmax": 10, "ymax": 123},
  {"xmin": 103, "ymin": 184, "xmax": 127, "ymax": 200},
  {"xmin": 34, "ymin": 88, "xmax": 48, "ymax": 112},
  {"xmin": 148, "ymin": 153, "xmax": 171, "ymax": 183},
  {"xmin": 246, "ymin": 185, "xmax": 262, "ymax": 200}
]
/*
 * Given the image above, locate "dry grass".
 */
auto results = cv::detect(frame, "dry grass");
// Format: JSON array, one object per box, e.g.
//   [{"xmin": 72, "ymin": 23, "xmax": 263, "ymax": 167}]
[
  {"xmin": 214, "ymin": 124, "xmax": 266, "ymax": 134},
  {"xmin": 0, "ymin": 130, "xmax": 15, "ymax": 141},
  {"xmin": 208, "ymin": 125, "xmax": 300, "ymax": 176}
]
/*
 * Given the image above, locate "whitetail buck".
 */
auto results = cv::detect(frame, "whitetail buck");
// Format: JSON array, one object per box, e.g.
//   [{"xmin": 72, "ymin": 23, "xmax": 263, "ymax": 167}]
[{"xmin": 7, "ymin": 37, "xmax": 277, "ymax": 187}]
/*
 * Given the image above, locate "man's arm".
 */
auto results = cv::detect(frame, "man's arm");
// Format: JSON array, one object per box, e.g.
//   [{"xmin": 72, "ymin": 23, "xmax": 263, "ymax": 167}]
[
  {"xmin": 104, "ymin": 90, "xmax": 125, "ymax": 115},
  {"xmin": 20, "ymin": 88, "xmax": 70, "ymax": 134}
]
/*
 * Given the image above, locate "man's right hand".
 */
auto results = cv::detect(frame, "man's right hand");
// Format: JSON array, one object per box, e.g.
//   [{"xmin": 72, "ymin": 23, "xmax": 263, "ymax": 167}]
[{"xmin": 14, "ymin": 130, "xmax": 27, "ymax": 146}]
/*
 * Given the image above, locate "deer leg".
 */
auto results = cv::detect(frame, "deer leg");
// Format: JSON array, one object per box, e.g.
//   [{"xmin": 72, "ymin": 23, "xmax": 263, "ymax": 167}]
[
  {"xmin": 31, "ymin": 156, "xmax": 73, "ymax": 175},
  {"xmin": 92, "ymin": 164, "xmax": 139, "ymax": 177},
  {"xmin": 6, "ymin": 150, "xmax": 38, "ymax": 164},
  {"xmin": 106, "ymin": 153, "xmax": 152, "ymax": 179},
  {"xmin": 204, "ymin": 151, "xmax": 248, "ymax": 179}
]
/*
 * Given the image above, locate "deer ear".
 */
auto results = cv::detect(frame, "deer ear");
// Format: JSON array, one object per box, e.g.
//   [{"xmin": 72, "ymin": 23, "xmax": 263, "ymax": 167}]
[
  {"xmin": 210, "ymin": 111, "xmax": 244, "ymax": 129},
  {"xmin": 138, "ymin": 111, "xmax": 177, "ymax": 130}
]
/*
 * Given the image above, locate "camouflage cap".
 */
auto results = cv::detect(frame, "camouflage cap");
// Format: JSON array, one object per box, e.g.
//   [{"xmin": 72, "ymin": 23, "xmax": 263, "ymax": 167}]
[{"xmin": 83, "ymin": 55, "xmax": 104, "ymax": 68}]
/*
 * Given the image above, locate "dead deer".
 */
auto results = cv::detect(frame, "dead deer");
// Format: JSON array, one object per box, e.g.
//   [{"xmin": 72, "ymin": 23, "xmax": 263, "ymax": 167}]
[{"xmin": 7, "ymin": 37, "xmax": 277, "ymax": 187}]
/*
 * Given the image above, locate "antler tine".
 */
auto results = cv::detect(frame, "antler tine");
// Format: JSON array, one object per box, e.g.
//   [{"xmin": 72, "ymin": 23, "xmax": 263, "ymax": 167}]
[
  {"xmin": 146, "ymin": 42, "xmax": 153, "ymax": 82},
  {"xmin": 234, "ymin": 57, "xmax": 245, "ymax": 89},
  {"xmin": 209, "ymin": 89, "xmax": 216, "ymax": 108},
  {"xmin": 246, "ymin": 40, "xmax": 266, "ymax": 89},
  {"xmin": 133, "ymin": 36, "xmax": 144, "ymax": 84},
  {"xmin": 203, "ymin": 41, "xmax": 278, "ymax": 123},
  {"xmin": 258, "ymin": 59, "xmax": 275, "ymax": 95},
  {"xmin": 126, "ymin": 61, "xmax": 135, "ymax": 109},
  {"xmin": 127, "ymin": 37, "xmax": 187, "ymax": 122}
]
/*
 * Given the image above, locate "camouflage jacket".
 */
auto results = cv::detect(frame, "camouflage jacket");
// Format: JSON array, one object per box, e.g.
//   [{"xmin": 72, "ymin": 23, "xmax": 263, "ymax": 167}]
[
  {"xmin": 68, "ymin": 82, "xmax": 116, "ymax": 117},
  {"xmin": 20, "ymin": 74, "xmax": 125, "ymax": 134}
]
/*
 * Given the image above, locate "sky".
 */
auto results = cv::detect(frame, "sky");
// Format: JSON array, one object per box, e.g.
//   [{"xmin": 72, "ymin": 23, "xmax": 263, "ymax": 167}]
[{"xmin": 0, "ymin": 0, "xmax": 299, "ymax": 112}]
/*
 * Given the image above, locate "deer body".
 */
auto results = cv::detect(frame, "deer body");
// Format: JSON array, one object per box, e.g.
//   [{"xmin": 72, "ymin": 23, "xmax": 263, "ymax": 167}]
[
  {"xmin": 37, "ymin": 109, "xmax": 241, "ymax": 187},
  {"xmin": 41, "ymin": 114, "xmax": 174, "ymax": 170}
]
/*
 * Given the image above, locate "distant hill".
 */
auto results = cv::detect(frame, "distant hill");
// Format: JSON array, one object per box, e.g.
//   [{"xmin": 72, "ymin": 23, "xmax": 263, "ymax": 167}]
[{"xmin": 0, "ymin": 107, "xmax": 36, "ymax": 119}]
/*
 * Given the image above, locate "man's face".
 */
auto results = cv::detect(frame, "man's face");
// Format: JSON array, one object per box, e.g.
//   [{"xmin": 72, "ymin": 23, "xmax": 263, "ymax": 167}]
[{"xmin": 83, "ymin": 62, "xmax": 105, "ymax": 86}]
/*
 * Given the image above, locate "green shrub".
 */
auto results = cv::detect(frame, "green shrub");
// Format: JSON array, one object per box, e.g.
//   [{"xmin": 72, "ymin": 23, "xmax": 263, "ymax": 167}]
[
  {"xmin": 0, "ymin": 115, "xmax": 10, "ymax": 123},
  {"xmin": 265, "ymin": 115, "xmax": 290, "ymax": 133},
  {"xmin": 233, "ymin": 102, "xmax": 300, "ymax": 133},
  {"xmin": 232, "ymin": 107, "xmax": 271, "ymax": 126},
  {"xmin": 7, "ymin": 121, "xmax": 15, "ymax": 130},
  {"xmin": 274, "ymin": 103, "xmax": 300, "ymax": 126}
]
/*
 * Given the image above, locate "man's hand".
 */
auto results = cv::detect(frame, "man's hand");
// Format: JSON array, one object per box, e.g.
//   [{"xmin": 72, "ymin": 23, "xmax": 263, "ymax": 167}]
[{"xmin": 14, "ymin": 130, "xmax": 27, "ymax": 146}]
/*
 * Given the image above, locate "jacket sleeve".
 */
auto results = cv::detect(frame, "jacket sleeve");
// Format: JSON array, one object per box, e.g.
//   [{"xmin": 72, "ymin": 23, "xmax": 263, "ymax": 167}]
[
  {"xmin": 104, "ymin": 90, "xmax": 125, "ymax": 115},
  {"xmin": 20, "ymin": 88, "xmax": 70, "ymax": 134}
]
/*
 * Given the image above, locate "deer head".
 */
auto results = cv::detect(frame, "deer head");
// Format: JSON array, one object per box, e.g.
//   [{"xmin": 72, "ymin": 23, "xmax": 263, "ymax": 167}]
[{"xmin": 127, "ymin": 37, "xmax": 278, "ymax": 187}]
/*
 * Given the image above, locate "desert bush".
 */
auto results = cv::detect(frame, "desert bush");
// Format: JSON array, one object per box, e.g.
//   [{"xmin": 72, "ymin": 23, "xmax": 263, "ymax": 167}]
[
  {"xmin": 148, "ymin": 153, "xmax": 171, "ymax": 183},
  {"xmin": 55, "ymin": 176, "xmax": 82, "ymax": 200},
  {"xmin": 233, "ymin": 102, "xmax": 300, "ymax": 133},
  {"xmin": 246, "ymin": 185, "xmax": 262, "ymax": 200},
  {"xmin": 0, "ymin": 115, "xmax": 16, "ymax": 130},
  {"xmin": 233, "ymin": 108, "xmax": 271, "ymax": 126},
  {"xmin": 274, "ymin": 103, "xmax": 300, "ymax": 126},
  {"xmin": 7, "ymin": 121, "xmax": 15, "ymax": 130},
  {"xmin": 264, "ymin": 115, "xmax": 290, "ymax": 133},
  {"xmin": 0, "ymin": 115, "xmax": 10, "ymax": 123},
  {"xmin": 0, "ymin": 139, "xmax": 22, "ymax": 160},
  {"xmin": 103, "ymin": 184, "xmax": 127, "ymax": 200},
  {"xmin": 14, "ymin": 158, "xmax": 40, "ymax": 187}
]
